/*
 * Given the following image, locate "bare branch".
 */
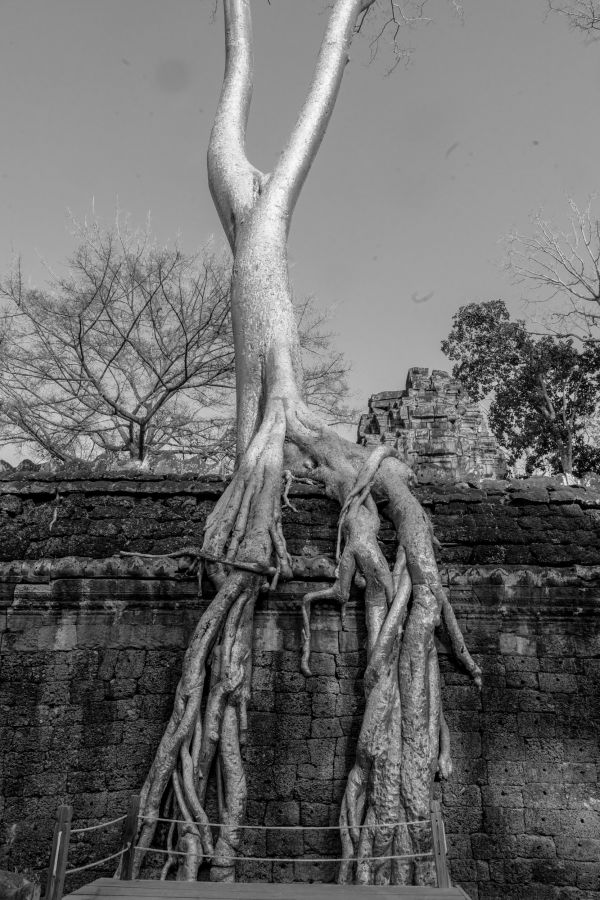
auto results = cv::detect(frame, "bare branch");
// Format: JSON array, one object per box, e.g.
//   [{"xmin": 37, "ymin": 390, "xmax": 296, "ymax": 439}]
[
  {"xmin": 505, "ymin": 198, "xmax": 600, "ymax": 342},
  {"xmin": 547, "ymin": 0, "xmax": 600, "ymax": 35},
  {"xmin": 264, "ymin": 0, "xmax": 377, "ymax": 227},
  {"xmin": 207, "ymin": 0, "xmax": 264, "ymax": 246}
]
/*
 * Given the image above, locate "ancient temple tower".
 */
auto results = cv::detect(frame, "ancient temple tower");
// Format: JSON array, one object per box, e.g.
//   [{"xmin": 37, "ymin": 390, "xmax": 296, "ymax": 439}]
[{"xmin": 357, "ymin": 367, "xmax": 507, "ymax": 482}]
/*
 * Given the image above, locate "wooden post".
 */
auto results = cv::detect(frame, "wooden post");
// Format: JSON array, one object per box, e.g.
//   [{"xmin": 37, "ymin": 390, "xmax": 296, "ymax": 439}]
[
  {"xmin": 119, "ymin": 794, "xmax": 140, "ymax": 880},
  {"xmin": 430, "ymin": 798, "xmax": 450, "ymax": 889},
  {"xmin": 45, "ymin": 804, "xmax": 72, "ymax": 900}
]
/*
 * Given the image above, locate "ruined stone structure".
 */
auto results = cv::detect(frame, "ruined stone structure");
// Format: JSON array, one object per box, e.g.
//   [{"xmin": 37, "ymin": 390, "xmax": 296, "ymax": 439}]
[
  {"xmin": 357, "ymin": 368, "xmax": 507, "ymax": 482},
  {"xmin": 1, "ymin": 473, "xmax": 599, "ymax": 899}
]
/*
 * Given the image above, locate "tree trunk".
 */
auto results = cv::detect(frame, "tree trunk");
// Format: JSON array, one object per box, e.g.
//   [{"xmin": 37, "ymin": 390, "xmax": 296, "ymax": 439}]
[
  {"xmin": 560, "ymin": 430, "xmax": 573, "ymax": 476},
  {"xmin": 229, "ymin": 212, "xmax": 302, "ymax": 456},
  {"xmin": 130, "ymin": 0, "xmax": 480, "ymax": 885}
]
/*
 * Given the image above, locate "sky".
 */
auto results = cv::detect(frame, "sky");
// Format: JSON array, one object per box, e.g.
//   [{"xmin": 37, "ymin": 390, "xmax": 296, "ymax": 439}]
[{"xmin": 1, "ymin": 0, "xmax": 599, "ymax": 415}]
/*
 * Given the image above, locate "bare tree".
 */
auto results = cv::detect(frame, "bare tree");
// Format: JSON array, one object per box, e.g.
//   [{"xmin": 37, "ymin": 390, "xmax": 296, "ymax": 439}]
[
  {"xmin": 0, "ymin": 220, "xmax": 234, "ymax": 467},
  {"xmin": 547, "ymin": 0, "xmax": 600, "ymax": 35},
  {"xmin": 132, "ymin": 0, "xmax": 479, "ymax": 887},
  {"xmin": 0, "ymin": 220, "xmax": 354, "ymax": 469},
  {"xmin": 506, "ymin": 199, "xmax": 600, "ymax": 341},
  {"xmin": 295, "ymin": 296, "xmax": 357, "ymax": 425}
]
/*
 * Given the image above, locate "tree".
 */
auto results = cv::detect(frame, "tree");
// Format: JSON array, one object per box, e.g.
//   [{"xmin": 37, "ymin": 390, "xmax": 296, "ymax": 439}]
[
  {"xmin": 506, "ymin": 199, "xmax": 600, "ymax": 342},
  {"xmin": 0, "ymin": 221, "xmax": 234, "ymax": 467},
  {"xmin": 0, "ymin": 220, "xmax": 355, "ymax": 469},
  {"xmin": 132, "ymin": 1, "xmax": 479, "ymax": 887},
  {"xmin": 441, "ymin": 300, "xmax": 600, "ymax": 476},
  {"xmin": 547, "ymin": 0, "xmax": 600, "ymax": 35}
]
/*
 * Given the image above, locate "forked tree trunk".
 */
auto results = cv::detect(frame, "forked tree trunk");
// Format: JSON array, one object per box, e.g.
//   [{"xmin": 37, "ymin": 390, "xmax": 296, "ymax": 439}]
[{"xmin": 130, "ymin": 0, "xmax": 481, "ymax": 886}]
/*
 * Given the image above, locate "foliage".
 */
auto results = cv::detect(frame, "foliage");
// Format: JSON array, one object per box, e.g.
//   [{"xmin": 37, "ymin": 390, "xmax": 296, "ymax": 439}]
[
  {"xmin": 0, "ymin": 220, "xmax": 356, "ymax": 468},
  {"xmin": 441, "ymin": 299, "xmax": 600, "ymax": 476}
]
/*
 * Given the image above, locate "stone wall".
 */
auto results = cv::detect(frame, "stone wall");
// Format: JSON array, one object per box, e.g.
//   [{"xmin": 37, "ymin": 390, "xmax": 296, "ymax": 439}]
[{"xmin": 1, "ymin": 474, "xmax": 599, "ymax": 899}]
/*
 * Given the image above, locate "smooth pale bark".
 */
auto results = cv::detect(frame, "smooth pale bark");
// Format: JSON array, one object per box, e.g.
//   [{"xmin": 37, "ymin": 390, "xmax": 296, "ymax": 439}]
[{"xmin": 131, "ymin": 0, "xmax": 479, "ymax": 886}]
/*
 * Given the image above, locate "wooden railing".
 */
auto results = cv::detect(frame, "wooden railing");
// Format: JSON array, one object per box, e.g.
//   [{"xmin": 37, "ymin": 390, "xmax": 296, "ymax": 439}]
[
  {"xmin": 45, "ymin": 796, "xmax": 139, "ymax": 900},
  {"xmin": 45, "ymin": 796, "xmax": 450, "ymax": 898}
]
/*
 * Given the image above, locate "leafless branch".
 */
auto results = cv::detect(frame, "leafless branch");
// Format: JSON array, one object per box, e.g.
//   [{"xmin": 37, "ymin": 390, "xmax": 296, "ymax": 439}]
[
  {"xmin": 505, "ymin": 198, "xmax": 600, "ymax": 342},
  {"xmin": 0, "ymin": 217, "xmax": 355, "ymax": 468},
  {"xmin": 547, "ymin": 0, "xmax": 600, "ymax": 36}
]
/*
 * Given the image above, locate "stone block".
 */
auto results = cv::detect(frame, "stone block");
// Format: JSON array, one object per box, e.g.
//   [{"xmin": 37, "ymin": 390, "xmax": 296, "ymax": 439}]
[
  {"xmin": 499, "ymin": 633, "xmax": 538, "ymax": 657},
  {"xmin": 487, "ymin": 761, "xmax": 524, "ymax": 784},
  {"xmin": 559, "ymin": 809, "xmax": 600, "ymax": 840},
  {"xmin": 264, "ymin": 800, "xmax": 299, "ymax": 826},
  {"xmin": 445, "ymin": 804, "xmax": 483, "ymax": 833},
  {"xmin": 266, "ymin": 829, "xmax": 303, "ymax": 858},
  {"xmin": 524, "ymin": 808, "xmax": 563, "ymax": 835},
  {"xmin": 481, "ymin": 785, "xmax": 524, "ymax": 808},
  {"xmin": 471, "ymin": 832, "xmax": 518, "ymax": 859},
  {"xmin": 297, "ymin": 740, "xmax": 332, "ymax": 772},
  {"xmin": 310, "ymin": 717, "xmax": 343, "ymax": 739},
  {"xmin": 275, "ymin": 693, "xmax": 311, "ymax": 716},
  {"xmin": 305, "ymin": 652, "xmax": 336, "ymax": 676},
  {"xmin": 522, "ymin": 761, "xmax": 564, "ymax": 783},
  {"xmin": 538, "ymin": 672, "xmax": 578, "ymax": 693},
  {"xmin": 311, "ymin": 694, "xmax": 338, "ymax": 718},
  {"xmin": 517, "ymin": 834, "xmax": 557, "ymax": 859},
  {"xmin": 555, "ymin": 837, "xmax": 600, "ymax": 862},
  {"xmin": 576, "ymin": 862, "xmax": 600, "ymax": 890},
  {"xmin": 523, "ymin": 783, "xmax": 567, "ymax": 809}
]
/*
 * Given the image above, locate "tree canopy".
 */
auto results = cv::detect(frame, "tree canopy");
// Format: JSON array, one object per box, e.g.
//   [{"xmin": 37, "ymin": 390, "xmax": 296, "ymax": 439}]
[
  {"xmin": 130, "ymin": 0, "xmax": 481, "ymax": 886},
  {"xmin": 441, "ymin": 299, "xmax": 600, "ymax": 476},
  {"xmin": 0, "ymin": 220, "xmax": 355, "ymax": 469}
]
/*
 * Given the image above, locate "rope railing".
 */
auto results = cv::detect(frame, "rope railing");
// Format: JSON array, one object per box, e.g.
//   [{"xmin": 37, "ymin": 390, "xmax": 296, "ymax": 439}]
[
  {"xmin": 138, "ymin": 814, "xmax": 430, "ymax": 830},
  {"xmin": 138, "ymin": 845, "xmax": 435, "ymax": 863},
  {"xmin": 45, "ymin": 796, "xmax": 450, "ymax": 896},
  {"xmin": 70, "ymin": 814, "xmax": 126, "ymax": 835},
  {"xmin": 45, "ymin": 799, "xmax": 140, "ymax": 900},
  {"xmin": 65, "ymin": 845, "xmax": 130, "ymax": 875}
]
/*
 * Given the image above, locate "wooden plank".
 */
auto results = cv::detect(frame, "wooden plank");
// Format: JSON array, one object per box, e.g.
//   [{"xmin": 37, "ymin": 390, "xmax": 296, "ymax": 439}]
[
  {"xmin": 120, "ymin": 795, "xmax": 141, "ymax": 880},
  {"xmin": 63, "ymin": 878, "xmax": 471, "ymax": 900},
  {"xmin": 430, "ymin": 800, "xmax": 450, "ymax": 889},
  {"xmin": 46, "ymin": 803, "xmax": 72, "ymax": 900},
  {"xmin": 68, "ymin": 880, "xmax": 464, "ymax": 892}
]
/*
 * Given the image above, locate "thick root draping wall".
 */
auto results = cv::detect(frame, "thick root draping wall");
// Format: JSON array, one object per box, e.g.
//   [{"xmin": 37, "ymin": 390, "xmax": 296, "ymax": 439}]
[{"xmin": 1, "ymin": 474, "xmax": 600, "ymax": 899}]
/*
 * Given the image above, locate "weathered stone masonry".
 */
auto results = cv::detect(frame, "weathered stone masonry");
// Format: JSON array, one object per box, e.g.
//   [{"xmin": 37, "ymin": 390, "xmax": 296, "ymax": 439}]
[{"xmin": 0, "ymin": 474, "xmax": 599, "ymax": 900}]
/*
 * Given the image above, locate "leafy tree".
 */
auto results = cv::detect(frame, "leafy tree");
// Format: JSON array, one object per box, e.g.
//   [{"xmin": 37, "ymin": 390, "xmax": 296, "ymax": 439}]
[
  {"xmin": 0, "ymin": 220, "xmax": 355, "ymax": 469},
  {"xmin": 441, "ymin": 299, "xmax": 600, "ymax": 476},
  {"xmin": 131, "ymin": 0, "xmax": 480, "ymax": 888}
]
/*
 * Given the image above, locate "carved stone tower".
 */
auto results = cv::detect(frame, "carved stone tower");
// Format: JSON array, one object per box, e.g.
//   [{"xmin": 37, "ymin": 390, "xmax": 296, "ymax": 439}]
[{"xmin": 357, "ymin": 367, "xmax": 507, "ymax": 482}]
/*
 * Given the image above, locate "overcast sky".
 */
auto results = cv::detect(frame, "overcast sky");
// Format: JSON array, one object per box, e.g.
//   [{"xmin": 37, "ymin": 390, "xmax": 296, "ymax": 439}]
[{"xmin": 1, "ymin": 0, "xmax": 599, "ymax": 412}]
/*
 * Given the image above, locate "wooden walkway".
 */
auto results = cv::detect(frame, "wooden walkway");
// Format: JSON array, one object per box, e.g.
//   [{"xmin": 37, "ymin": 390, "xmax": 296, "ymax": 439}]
[{"xmin": 63, "ymin": 878, "xmax": 471, "ymax": 900}]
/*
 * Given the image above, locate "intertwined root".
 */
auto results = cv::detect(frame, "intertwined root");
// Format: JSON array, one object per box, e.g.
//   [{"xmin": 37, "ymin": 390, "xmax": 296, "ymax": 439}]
[
  {"xmin": 132, "ymin": 407, "xmax": 480, "ymax": 885},
  {"xmin": 300, "ymin": 451, "xmax": 482, "ymax": 886},
  {"xmin": 133, "ymin": 404, "xmax": 291, "ymax": 881}
]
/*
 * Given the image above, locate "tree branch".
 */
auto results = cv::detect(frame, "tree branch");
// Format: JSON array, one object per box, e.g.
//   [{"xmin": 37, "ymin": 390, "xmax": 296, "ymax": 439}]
[
  {"xmin": 208, "ymin": 0, "xmax": 263, "ymax": 247},
  {"xmin": 264, "ymin": 0, "xmax": 376, "ymax": 228}
]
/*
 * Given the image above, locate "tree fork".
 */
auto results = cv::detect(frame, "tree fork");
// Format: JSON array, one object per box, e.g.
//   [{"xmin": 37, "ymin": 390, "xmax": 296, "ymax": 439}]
[{"xmin": 131, "ymin": 0, "xmax": 480, "ymax": 884}]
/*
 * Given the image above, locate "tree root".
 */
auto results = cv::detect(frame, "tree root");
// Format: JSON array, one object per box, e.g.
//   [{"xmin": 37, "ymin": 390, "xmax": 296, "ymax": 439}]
[
  {"xmin": 131, "ymin": 403, "xmax": 479, "ymax": 885},
  {"xmin": 296, "ymin": 444, "xmax": 480, "ymax": 885}
]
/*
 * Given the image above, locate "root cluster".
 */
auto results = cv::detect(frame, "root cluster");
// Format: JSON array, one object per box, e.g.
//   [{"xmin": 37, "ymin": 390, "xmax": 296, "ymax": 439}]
[{"xmin": 131, "ymin": 406, "xmax": 480, "ymax": 885}]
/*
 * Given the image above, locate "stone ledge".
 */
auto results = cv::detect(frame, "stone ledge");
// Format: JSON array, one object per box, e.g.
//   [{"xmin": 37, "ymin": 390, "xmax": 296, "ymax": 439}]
[
  {"xmin": 1, "ymin": 473, "xmax": 599, "ymax": 508},
  {"xmin": 1, "ymin": 559, "xmax": 598, "ymax": 620},
  {"xmin": 0, "ymin": 553, "xmax": 337, "ymax": 585}
]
